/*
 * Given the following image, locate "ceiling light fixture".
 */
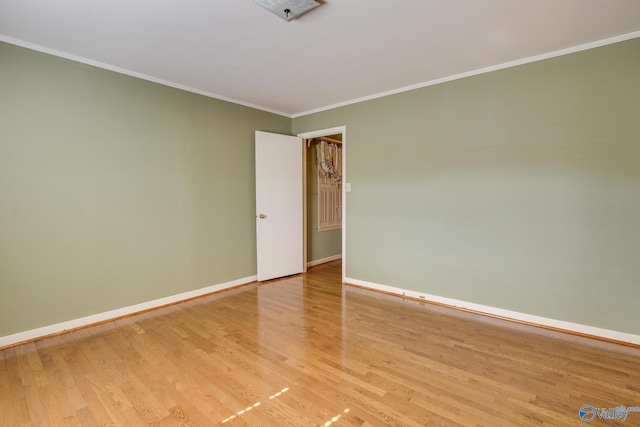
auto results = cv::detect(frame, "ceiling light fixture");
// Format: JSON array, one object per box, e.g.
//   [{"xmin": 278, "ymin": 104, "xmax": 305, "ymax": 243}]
[{"xmin": 254, "ymin": 0, "xmax": 321, "ymax": 22}]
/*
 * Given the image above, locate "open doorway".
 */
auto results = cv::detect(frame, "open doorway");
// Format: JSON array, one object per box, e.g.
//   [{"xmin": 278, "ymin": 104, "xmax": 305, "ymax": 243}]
[{"xmin": 298, "ymin": 126, "xmax": 346, "ymax": 283}]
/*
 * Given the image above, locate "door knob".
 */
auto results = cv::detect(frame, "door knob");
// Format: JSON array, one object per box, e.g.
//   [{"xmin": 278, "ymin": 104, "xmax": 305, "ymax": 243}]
[{"xmin": 258, "ymin": 214, "xmax": 266, "ymax": 219}]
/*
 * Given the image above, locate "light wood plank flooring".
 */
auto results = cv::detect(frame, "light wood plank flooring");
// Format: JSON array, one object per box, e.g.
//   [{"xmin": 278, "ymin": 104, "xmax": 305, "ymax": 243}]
[{"xmin": 1, "ymin": 261, "xmax": 639, "ymax": 426}]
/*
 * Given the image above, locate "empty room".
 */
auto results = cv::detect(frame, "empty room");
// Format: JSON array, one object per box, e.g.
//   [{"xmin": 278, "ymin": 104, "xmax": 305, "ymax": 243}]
[{"xmin": 1, "ymin": 1, "xmax": 640, "ymax": 426}]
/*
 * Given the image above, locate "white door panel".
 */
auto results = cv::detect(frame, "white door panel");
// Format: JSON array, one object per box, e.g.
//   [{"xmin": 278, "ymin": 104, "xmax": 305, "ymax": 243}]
[{"xmin": 255, "ymin": 131, "xmax": 304, "ymax": 281}]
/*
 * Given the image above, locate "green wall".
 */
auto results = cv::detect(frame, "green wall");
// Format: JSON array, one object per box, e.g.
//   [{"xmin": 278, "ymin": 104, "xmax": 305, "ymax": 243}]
[
  {"xmin": 0, "ymin": 42, "xmax": 290, "ymax": 337},
  {"xmin": 293, "ymin": 38, "xmax": 640, "ymax": 335},
  {"xmin": 2, "ymin": 37, "xmax": 639, "ymax": 339},
  {"xmin": 306, "ymin": 143, "xmax": 342, "ymax": 263}
]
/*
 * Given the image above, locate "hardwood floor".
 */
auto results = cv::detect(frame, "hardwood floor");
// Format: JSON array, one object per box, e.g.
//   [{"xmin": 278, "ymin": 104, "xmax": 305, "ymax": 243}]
[{"xmin": 1, "ymin": 261, "xmax": 639, "ymax": 426}]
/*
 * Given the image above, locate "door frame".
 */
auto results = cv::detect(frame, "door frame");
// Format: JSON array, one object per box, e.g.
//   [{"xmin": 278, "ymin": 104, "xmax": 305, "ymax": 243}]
[{"xmin": 297, "ymin": 126, "xmax": 347, "ymax": 284}]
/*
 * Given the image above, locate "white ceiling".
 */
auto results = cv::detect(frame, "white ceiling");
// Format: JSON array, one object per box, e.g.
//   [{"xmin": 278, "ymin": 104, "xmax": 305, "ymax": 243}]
[{"xmin": 1, "ymin": 1, "xmax": 639, "ymax": 117}]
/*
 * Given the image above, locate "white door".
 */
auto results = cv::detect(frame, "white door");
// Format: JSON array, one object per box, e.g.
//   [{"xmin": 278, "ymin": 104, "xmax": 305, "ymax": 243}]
[{"xmin": 255, "ymin": 131, "xmax": 304, "ymax": 281}]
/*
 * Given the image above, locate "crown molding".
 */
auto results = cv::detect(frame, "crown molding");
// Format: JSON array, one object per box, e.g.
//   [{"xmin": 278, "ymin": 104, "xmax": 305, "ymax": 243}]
[
  {"xmin": 3, "ymin": 30, "xmax": 639, "ymax": 120},
  {"xmin": 292, "ymin": 30, "xmax": 640, "ymax": 118},
  {"xmin": 0, "ymin": 34, "xmax": 292, "ymax": 118}
]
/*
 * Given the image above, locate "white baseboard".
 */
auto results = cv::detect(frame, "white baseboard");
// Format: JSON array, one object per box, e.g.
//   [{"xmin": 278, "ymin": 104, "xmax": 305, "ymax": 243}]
[
  {"xmin": 307, "ymin": 254, "xmax": 342, "ymax": 267},
  {"xmin": 345, "ymin": 277, "xmax": 640, "ymax": 346},
  {"xmin": 0, "ymin": 275, "xmax": 257, "ymax": 349}
]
